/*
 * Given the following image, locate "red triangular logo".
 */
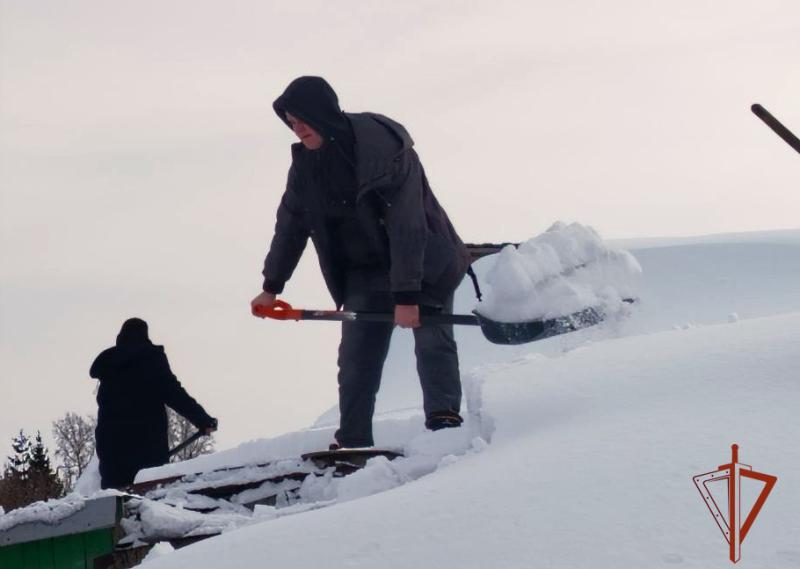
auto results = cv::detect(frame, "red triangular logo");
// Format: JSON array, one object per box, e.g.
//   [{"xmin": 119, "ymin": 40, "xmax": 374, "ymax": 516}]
[{"xmin": 693, "ymin": 445, "xmax": 777, "ymax": 563}]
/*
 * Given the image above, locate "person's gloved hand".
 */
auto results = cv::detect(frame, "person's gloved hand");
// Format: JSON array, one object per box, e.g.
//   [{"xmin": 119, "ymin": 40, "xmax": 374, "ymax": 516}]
[
  {"xmin": 251, "ymin": 291, "xmax": 277, "ymax": 317},
  {"xmin": 395, "ymin": 304, "xmax": 420, "ymax": 328},
  {"xmin": 204, "ymin": 417, "xmax": 218, "ymax": 435}
]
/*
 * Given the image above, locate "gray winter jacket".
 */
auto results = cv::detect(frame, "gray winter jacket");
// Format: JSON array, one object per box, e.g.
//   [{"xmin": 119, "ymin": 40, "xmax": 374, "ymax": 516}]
[{"xmin": 262, "ymin": 112, "xmax": 470, "ymax": 308}]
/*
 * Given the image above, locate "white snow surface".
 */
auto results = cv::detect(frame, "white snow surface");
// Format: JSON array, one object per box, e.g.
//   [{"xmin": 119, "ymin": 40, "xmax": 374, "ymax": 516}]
[
  {"xmin": 142, "ymin": 542, "xmax": 175, "ymax": 563},
  {"xmin": 73, "ymin": 453, "xmax": 101, "ymax": 496},
  {"xmin": 0, "ymin": 494, "xmax": 86, "ymax": 532},
  {"xmin": 115, "ymin": 229, "xmax": 800, "ymax": 567}
]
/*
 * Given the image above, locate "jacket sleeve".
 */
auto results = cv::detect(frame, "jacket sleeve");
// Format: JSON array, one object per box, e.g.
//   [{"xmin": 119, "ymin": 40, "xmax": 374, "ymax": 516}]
[
  {"xmin": 382, "ymin": 149, "xmax": 428, "ymax": 304},
  {"xmin": 262, "ymin": 164, "xmax": 310, "ymax": 294},
  {"xmin": 156, "ymin": 352, "xmax": 215, "ymax": 429},
  {"xmin": 89, "ymin": 347, "xmax": 115, "ymax": 379}
]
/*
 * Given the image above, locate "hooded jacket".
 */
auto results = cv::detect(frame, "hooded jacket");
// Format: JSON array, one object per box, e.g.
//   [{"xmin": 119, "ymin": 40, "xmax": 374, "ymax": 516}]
[
  {"xmin": 263, "ymin": 76, "xmax": 470, "ymax": 307},
  {"xmin": 90, "ymin": 321, "xmax": 215, "ymax": 487}
]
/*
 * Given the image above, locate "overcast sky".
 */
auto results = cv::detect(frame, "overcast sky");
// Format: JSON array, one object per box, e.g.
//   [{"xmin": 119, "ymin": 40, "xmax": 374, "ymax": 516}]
[{"xmin": 1, "ymin": 0, "xmax": 798, "ymax": 456}]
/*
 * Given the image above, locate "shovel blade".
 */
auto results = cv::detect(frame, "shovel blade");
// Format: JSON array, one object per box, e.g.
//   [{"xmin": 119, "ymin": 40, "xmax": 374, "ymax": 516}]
[{"xmin": 475, "ymin": 306, "xmax": 605, "ymax": 345}]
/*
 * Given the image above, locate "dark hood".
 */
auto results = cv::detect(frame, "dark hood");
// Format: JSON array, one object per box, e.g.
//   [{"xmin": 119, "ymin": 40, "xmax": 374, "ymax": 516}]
[
  {"xmin": 273, "ymin": 76, "xmax": 355, "ymax": 159},
  {"xmin": 117, "ymin": 317, "xmax": 149, "ymax": 347},
  {"xmin": 90, "ymin": 343, "xmax": 163, "ymax": 380}
]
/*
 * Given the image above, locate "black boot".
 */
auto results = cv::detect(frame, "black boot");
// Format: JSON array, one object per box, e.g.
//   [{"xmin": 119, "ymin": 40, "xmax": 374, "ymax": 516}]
[{"xmin": 425, "ymin": 411, "xmax": 464, "ymax": 431}]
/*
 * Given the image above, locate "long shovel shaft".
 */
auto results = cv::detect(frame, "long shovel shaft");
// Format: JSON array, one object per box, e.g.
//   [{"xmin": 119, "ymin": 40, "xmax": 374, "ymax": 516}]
[
  {"xmin": 252, "ymin": 300, "xmax": 478, "ymax": 325},
  {"xmin": 252, "ymin": 299, "xmax": 622, "ymax": 345},
  {"xmin": 169, "ymin": 431, "xmax": 204, "ymax": 458},
  {"xmin": 302, "ymin": 309, "xmax": 480, "ymax": 326}
]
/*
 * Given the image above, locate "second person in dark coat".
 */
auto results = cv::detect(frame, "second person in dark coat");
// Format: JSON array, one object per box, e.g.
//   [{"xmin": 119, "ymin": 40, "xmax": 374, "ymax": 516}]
[{"xmin": 90, "ymin": 318, "xmax": 217, "ymax": 489}]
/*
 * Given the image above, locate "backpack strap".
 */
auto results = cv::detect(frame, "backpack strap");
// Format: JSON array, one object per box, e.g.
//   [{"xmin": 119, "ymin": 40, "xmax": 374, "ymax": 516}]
[{"xmin": 466, "ymin": 265, "xmax": 483, "ymax": 302}]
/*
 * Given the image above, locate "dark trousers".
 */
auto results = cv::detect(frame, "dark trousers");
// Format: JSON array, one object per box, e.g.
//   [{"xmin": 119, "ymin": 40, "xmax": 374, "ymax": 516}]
[
  {"xmin": 334, "ymin": 289, "xmax": 462, "ymax": 447},
  {"xmin": 97, "ymin": 437, "xmax": 167, "ymax": 490}
]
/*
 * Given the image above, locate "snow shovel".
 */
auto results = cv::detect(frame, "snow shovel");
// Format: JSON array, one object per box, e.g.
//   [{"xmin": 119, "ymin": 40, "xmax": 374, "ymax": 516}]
[
  {"xmin": 252, "ymin": 299, "xmax": 611, "ymax": 345},
  {"xmin": 168, "ymin": 430, "xmax": 206, "ymax": 458}
]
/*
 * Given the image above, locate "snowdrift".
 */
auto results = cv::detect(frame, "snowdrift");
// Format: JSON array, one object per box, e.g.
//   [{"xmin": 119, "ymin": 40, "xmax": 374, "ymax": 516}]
[
  {"xmin": 140, "ymin": 309, "xmax": 800, "ymax": 569},
  {"xmin": 133, "ymin": 229, "xmax": 799, "ymax": 569}
]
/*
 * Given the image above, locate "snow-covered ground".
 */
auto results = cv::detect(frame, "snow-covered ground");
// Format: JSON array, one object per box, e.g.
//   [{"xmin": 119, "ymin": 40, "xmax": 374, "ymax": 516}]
[{"xmin": 116, "ymin": 228, "xmax": 800, "ymax": 567}]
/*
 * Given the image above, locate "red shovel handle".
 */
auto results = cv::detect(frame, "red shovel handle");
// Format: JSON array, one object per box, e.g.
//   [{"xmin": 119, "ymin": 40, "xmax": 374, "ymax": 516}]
[{"xmin": 252, "ymin": 299, "xmax": 303, "ymax": 320}]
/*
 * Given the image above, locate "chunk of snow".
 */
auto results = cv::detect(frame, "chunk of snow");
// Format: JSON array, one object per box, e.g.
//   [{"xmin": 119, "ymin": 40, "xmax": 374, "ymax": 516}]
[
  {"xmin": 0, "ymin": 495, "xmax": 86, "ymax": 531},
  {"xmin": 142, "ymin": 542, "xmax": 174, "ymax": 562},
  {"xmin": 479, "ymin": 221, "xmax": 642, "ymax": 322},
  {"xmin": 73, "ymin": 454, "xmax": 101, "ymax": 496},
  {"xmin": 0, "ymin": 490, "xmax": 121, "ymax": 531},
  {"xmin": 137, "ymin": 499, "xmax": 251, "ymax": 540}
]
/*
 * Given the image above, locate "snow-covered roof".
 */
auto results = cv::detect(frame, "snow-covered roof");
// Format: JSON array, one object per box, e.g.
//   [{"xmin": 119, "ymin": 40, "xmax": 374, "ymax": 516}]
[
  {"xmin": 116, "ymin": 229, "xmax": 800, "ymax": 568},
  {"xmin": 0, "ymin": 494, "xmax": 120, "ymax": 547}
]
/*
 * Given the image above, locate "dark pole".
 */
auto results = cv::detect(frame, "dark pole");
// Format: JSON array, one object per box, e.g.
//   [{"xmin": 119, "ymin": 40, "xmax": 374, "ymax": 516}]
[
  {"xmin": 751, "ymin": 103, "xmax": 800, "ymax": 154},
  {"xmin": 168, "ymin": 431, "xmax": 205, "ymax": 458}
]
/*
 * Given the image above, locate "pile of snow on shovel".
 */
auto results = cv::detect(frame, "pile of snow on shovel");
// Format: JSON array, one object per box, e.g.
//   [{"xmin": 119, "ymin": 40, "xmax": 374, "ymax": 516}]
[{"xmin": 478, "ymin": 222, "xmax": 642, "ymax": 322}]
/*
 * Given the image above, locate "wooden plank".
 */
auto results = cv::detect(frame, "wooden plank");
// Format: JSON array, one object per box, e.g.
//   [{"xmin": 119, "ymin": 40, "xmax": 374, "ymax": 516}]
[
  {"xmin": 134, "ymin": 451, "xmax": 402, "ymax": 509},
  {"xmin": 132, "ymin": 455, "xmax": 327, "ymax": 497},
  {"xmin": 301, "ymin": 448, "xmax": 403, "ymax": 470},
  {"xmin": 186, "ymin": 472, "xmax": 308, "ymax": 500},
  {"xmin": 97, "ymin": 544, "xmax": 153, "ymax": 569},
  {"xmin": 127, "ymin": 475, "xmax": 184, "ymax": 495},
  {"xmin": 169, "ymin": 535, "xmax": 219, "ymax": 549}
]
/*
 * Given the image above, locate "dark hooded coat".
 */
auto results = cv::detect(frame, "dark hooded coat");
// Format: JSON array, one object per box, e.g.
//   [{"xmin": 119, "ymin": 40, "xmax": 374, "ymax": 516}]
[
  {"xmin": 90, "ymin": 319, "xmax": 215, "ymax": 488},
  {"xmin": 263, "ymin": 76, "xmax": 471, "ymax": 308}
]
